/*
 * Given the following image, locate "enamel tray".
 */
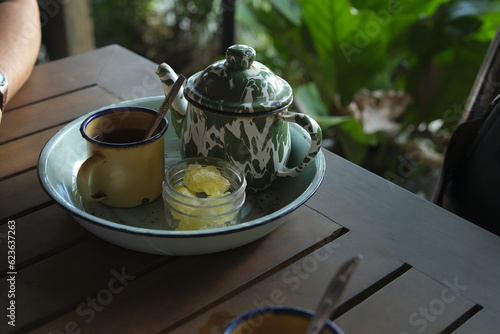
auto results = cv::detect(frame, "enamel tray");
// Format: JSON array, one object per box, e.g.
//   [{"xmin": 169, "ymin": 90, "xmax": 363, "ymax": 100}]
[{"xmin": 38, "ymin": 96, "xmax": 326, "ymax": 255}]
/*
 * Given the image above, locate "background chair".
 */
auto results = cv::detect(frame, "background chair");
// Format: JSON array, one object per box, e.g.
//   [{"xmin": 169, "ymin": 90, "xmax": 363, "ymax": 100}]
[{"xmin": 433, "ymin": 26, "xmax": 500, "ymax": 236}]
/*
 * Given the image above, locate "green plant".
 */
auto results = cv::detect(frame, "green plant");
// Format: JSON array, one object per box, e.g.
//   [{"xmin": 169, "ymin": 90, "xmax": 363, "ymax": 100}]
[
  {"xmin": 92, "ymin": 0, "xmax": 222, "ymax": 74},
  {"xmin": 237, "ymin": 0, "xmax": 500, "ymax": 195},
  {"xmin": 92, "ymin": 0, "xmax": 154, "ymax": 54}
]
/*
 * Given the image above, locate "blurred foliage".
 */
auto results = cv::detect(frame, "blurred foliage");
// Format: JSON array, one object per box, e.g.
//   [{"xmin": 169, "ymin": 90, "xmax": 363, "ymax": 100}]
[
  {"xmin": 92, "ymin": 0, "xmax": 153, "ymax": 54},
  {"xmin": 236, "ymin": 0, "xmax": 500, "ymax": 196},
  {"xmin": 92, "ymin": 0, "xmax": 223, "ymax": 75}
]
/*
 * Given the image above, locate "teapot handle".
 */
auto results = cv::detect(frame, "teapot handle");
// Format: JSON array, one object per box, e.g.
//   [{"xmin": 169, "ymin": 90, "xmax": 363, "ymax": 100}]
[{"xmin": 277, "ymin": 112, "xmax": 323, "ymax": 177}]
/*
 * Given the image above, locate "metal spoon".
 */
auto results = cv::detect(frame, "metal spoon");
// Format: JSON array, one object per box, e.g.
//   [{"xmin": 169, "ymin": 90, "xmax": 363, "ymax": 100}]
[
  {"xmin": 304, "ymin": 255, "xmax": 362, "ymax": 334},
  {"xmin": 143, "ymin": 74, "xmax": 186, "ymax": 140}
]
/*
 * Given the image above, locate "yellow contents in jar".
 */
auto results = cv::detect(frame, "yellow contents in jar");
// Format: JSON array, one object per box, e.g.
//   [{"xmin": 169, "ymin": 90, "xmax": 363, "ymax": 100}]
[
  {"xmin": 173, "ymin": 184, "xmax": 196, "ymax": 198},
  {"xmin": 183, "ymin": 163, "xmax": 231, "ymax": 197},
  {"xmin": 169, "ymin": 163, "xmax": 238, "ymax": 231}
]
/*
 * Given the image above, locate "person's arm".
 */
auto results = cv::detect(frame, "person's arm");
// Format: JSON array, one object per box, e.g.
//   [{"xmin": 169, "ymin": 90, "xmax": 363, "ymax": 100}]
[{"xmin": 0, "ymin": 0, "xmax": 41, "ymax": 120}]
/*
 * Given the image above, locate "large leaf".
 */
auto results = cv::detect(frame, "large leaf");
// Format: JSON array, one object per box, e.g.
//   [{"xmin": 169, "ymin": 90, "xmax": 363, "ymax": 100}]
[
  {"xmin": 294, "ymin": 83, "xmax": 329, "ymax": 117},
  {"xmin": 294, "ymin": 83, "xmax": 351, "ymax": 130},
  {"xmin": 268, "ymin": 0, "xmax": 302, "ymax": 26},
  {"xmin": 299, "ymin": 0, "xmax": 353, "ymax": 59},
  {"xmin": 293, "ymin": 0, "xmax": 349, "ymax": 101},
  {"xmin": 336, "ymin": 119, "xmax": 380, "ymax": 164},
  {"xmin": 350, "ymin": 0, "xmax": 449, "ymax": 15}
]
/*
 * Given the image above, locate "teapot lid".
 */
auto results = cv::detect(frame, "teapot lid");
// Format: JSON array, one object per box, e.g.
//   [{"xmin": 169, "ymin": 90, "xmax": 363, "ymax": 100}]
[{"xmin": 184, "ymin": 45, "xmax": 293, "ymax": 114}]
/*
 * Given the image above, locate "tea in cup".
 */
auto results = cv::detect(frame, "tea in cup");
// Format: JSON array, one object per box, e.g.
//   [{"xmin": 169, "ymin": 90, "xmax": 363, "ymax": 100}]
[{"xmin": 77, "ymin": 106, "xmax": 168, "ymax": 207}]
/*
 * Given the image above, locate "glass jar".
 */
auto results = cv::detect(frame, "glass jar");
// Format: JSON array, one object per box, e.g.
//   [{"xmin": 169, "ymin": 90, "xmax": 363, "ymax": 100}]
[{"xmin": 162, "ymin": 157, "xmax": 247, "ymax": 230}]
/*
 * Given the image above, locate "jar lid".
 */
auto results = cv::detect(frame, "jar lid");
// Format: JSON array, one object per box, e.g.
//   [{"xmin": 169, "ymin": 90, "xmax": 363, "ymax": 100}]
[{"xmin": 184, "ymin": 45, "xmax": 293, "ymax": 114}]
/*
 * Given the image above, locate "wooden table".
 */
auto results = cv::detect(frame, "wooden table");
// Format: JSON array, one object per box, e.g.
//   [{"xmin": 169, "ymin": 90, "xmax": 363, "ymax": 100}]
[{"xmin": 1, "ymin": 45, "xmax": 499, "ymax": 334}]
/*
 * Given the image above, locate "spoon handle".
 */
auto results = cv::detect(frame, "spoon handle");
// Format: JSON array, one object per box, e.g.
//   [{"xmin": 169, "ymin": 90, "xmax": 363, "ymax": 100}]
[
  {"xmin": 304, "ymin": 255, "xmax": 362, "ymax": 334},
  {"xmin": 144, "ymin": 74, "xmax": 186, "ymax": 140}
]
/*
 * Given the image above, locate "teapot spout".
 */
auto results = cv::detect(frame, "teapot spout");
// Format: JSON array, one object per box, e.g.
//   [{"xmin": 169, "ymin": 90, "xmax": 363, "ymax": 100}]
[{"xmin": 156, "ymin": 63, "xmax": 188, "ymax": 136}]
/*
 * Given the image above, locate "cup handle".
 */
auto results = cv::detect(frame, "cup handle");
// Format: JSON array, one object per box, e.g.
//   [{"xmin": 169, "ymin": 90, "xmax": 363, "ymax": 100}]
[
  {"xmin": 76, "ymin": 154, "xmax": 107, "ymax": 202},
  {"xmin": 277, "ymin": 112, "xmax": 323, "ymax": 177}
]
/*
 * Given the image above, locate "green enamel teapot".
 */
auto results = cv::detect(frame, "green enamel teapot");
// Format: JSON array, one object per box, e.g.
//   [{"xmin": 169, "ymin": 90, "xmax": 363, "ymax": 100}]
[{"xmin": 157, "ymin": 44, "xmax": 322, "ymax": 193}]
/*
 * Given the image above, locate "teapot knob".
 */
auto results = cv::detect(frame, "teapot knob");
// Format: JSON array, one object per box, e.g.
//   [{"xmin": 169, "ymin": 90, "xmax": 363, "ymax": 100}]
[{"xmin": 226, "ymin": 45, "xmax": 256, "ymax": 70}]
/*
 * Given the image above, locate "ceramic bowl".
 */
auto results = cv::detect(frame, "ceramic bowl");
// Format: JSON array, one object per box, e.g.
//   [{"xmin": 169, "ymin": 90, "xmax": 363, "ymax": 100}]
[{"xmin": 38, "ymin": 96, "xmax": 326, "ymax": 255}]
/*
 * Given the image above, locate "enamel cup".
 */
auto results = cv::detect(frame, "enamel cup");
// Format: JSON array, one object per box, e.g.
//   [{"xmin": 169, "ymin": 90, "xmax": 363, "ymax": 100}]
[
  {"xmin": 77, "ymin": 107, "xmax": 168, "ymax": 207},
  {"xmin": 223, "ymin": 305, "xmax": 343, "ymax": 334},
  {"xmin": 157, "ymin": 44, "xmax": 322, "ymax": 193}
]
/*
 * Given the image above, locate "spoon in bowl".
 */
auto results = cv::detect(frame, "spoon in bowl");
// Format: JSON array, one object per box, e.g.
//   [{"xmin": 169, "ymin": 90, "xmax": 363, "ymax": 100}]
[
  {"xmin": 304, "ymin": 254, "xmax": 362, "ymax": 334},
  {"xmin": 144, "ymin": 74, "xmax": 186, "ymax": 140}
]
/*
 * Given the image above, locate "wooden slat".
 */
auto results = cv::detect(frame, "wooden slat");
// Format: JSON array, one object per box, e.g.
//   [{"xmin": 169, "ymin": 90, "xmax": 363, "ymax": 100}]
[
  {"xmin": 0, "ymin": 86, "xmax": 118, "ymax": 144},
  {"xmin": 0, "ymin": 204, "xmax": 90, "ymax": 274},
  {"xmin": 307, "ymin": 151, "xmax": 500, "ymax": 320},
  {"xmin": 451, "ymin": 309, "xmax": 498, "ymax": 334},
  {"xmin": 0, "ymin": 170, "xmax": 50, "ymax": 222},
  {"xmin": 5, "ymin": 44, "xmax": 162, "ymax": 111},
  {"xmin": 0, "ymin": 126, "xmax": 62, "ymax": 179},
  {"xmin": 167, "ymin": 232, "xmax": 404, "ymax": 334},
  {"xmin": 0, "ymin": 237, "xmax": 167, "ymax": 334},
  {"xmin": 335, "ymin": 269, "xmax": 477, "ymax": 333},
  {"xmin": 96, "ymin": 46, "xmax": 164, "ymax": 101},
  {"xmin": 6, "ymin": 46, "xmax": 108, "ymax": 109},
  {"xmin": 26, "ymin": 206, "xmax": 343, "ymax": 334}
]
